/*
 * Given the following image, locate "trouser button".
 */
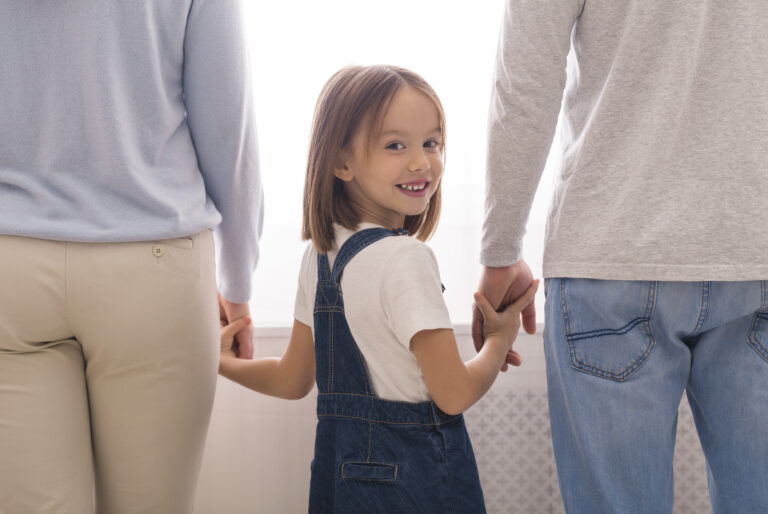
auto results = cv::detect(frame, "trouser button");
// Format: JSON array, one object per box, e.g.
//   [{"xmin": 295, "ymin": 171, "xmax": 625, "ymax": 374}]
[{"xmin": 152, "ymin": 244, "xmax": 164, "ymax": 257}]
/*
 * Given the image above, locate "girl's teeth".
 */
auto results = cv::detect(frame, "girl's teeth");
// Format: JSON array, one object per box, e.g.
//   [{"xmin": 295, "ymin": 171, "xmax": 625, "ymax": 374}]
[{"xmin": 401, "ymin": 183, "xmax": 426, "ymax": 191}]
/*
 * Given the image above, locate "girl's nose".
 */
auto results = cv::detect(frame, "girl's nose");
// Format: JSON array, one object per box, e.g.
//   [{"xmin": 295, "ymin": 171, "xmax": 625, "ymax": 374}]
[{"xmin": 407, "ymin": 149, "xmax": 430, "ymax": 173}]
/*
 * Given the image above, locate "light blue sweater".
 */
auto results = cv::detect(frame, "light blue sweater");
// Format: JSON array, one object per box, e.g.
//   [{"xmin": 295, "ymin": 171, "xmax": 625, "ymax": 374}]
[{"xmin": 0, "ymin": 0, "xmax": 263, "ymax": 302}]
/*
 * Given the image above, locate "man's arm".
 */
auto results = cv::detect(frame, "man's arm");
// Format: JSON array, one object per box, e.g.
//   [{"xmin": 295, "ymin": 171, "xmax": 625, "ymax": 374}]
[
  {"xmin": 482, "ymin": 0, "xmax": 583, "ymax": 267},
  {"xmin": 476, "ymin": 0, "xmax": 584, "ymax": 358}
]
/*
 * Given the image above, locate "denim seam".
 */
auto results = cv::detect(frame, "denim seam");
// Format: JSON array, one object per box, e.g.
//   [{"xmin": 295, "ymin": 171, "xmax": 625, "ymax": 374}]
[
  {"xmin": 319, "ymin": 392, "xmax": 388, "ymax": 399},
  {"xmin": 328, "ymin": 313, "xmax": 334, "ymax": 391},
  {"xmin": 367, "ymin": 423, "xmax": 373, "ymax": 462},
  {"xmin": 644, "ymin": 281, "xmax": 658, "ymax": 356},
  {"xmin": 351, "ymin": 345, "xmax": 371, "ymax": 395},
  {"xmin": 314, "ymin": 308, "xmax": 344, "ymax": 314},
  {"xmin": 317, "ymin": 284, "xmax": 329, "ymax": 305},
  {"xmin": 317, "ymin": 413, "xmax": 462, "ymax": 427},
  {"xmin": 340, "ymin": 462, "xmax": 398, "ymax": 482},
  {"xmin": 758, "ymin": 279, "xmax": 768, "ymax": 311},
  {"xmin": 562, "ymin": 279, "xmax": 657, "ymax": 382},
  {"xmin": 689, "ymin": 281, "xmax": 711, "ymax": 337},
  {"xmin": 567, "ymin": 317, "xmax": 647, "ymax": 341},
  {"xmin": 317, "ymin": 254, "xmax": 331, "ymax": 281},
  {"xmin": 747, "ymin": 280, "xmax": 768, "ymax": 363}
]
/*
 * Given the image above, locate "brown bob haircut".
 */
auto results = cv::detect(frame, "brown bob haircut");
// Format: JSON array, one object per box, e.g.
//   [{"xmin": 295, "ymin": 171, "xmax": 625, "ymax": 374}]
[{"xmin": 302, "ymin": 65, "xmax": 446, "ymax": 253}]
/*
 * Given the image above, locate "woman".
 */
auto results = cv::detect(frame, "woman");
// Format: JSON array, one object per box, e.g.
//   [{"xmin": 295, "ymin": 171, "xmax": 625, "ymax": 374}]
[{"xmin": 0, "ymin": 0, "xmax": 262, "ymax": 512}]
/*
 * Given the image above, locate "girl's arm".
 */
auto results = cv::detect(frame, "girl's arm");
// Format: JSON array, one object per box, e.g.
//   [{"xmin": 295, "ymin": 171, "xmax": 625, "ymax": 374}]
[
  {"xmin": 218, "ymin": 319, "xmax": 315, "ymax": 400},
  {"xmin": 411, "ymin": 281, "xmax": 538, "ymax": 415}
]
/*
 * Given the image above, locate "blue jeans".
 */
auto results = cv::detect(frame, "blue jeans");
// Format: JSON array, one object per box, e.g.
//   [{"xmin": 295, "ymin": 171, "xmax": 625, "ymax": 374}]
[{"xmin": 544, "ymin": 278, "xmax": 768, "ymax": 513}]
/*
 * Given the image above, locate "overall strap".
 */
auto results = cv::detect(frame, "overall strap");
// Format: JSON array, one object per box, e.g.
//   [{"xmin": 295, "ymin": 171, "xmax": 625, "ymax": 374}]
[
  {"xmin": 313, "ymin": 227, "xmax": 408, "ymax": 396},
  {"xmin": 331, "ymin": 227, "xmax": 409, "ymax": 283},
  {"xmin": 317, "ymin": 253, "xmax": 332, "ymax": 282}
]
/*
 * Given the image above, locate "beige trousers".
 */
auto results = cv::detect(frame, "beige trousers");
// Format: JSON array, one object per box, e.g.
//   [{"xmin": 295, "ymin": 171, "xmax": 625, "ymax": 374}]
[{"xmin": 0, "ymin": 231, "xmax": 219, "ymax": 514}]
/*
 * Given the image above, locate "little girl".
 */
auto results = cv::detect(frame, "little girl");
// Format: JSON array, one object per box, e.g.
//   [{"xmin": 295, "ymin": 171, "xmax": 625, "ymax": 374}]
[{"xmin": 219, "ymin": 65, "xmax": 538, "ymax": 513}]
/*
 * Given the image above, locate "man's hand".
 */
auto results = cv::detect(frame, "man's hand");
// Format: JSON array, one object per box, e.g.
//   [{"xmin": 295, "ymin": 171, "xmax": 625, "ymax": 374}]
[
  {"xmin": 218, "ymin": 292, "xmax": 254, "ymax": 359},
  {"xmin": 471, "ymin": 260, "xmax": 537, "ymax": 370}
]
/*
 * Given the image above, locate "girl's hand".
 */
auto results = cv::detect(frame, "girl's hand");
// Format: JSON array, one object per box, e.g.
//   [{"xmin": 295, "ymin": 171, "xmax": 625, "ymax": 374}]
[
  {"xmin": 473, "ymin": 279, "xmax": 539, "ymax": 356},
  {"xmin": 221, "ymin": 316, "xmax": 252, "ymax": 359}
]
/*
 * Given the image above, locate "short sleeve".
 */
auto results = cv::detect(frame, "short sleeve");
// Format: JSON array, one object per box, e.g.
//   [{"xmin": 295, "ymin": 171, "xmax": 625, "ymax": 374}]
[
  {"xmin": 380, "ymin": 242, "xmax": 453, "ymax": 348},
  {"xmin": 293, "ymin": 244, "xmax": 316, "ymax": 328}
]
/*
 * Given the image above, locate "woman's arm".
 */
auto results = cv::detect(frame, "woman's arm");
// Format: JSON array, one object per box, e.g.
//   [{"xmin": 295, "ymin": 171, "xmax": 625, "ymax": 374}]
[
  {"xmin": 411, "ymin": 282, "xmax": 538, "ymax": 415},
  {"xmin": 219, "ymin": 319, "xmax": 315, "ymax": 400}
]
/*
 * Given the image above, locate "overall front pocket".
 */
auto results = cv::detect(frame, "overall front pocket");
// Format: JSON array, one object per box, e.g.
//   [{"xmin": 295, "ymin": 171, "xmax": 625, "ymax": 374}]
[
  {"xmin": 560, "ymin": 279, "xmax": 657, "ymax": 382},
  {"xmin": 341, "ymin": 461, "xmax": 398, "ymax": 482}
]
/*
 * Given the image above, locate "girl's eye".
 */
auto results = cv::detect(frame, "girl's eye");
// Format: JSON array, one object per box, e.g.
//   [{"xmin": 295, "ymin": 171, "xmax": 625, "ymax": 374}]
[
  {"xmin": 386, "ymin": 142, "xmax": 405, "ymax": 150},
  {"xmin": 424, "ymin": 140, "xmax": 441, "ymax": 149}
]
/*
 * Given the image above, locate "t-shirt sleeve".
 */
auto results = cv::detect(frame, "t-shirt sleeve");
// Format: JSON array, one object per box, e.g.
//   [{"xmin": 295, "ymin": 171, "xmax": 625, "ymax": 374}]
[
  {"xmin": 293, "ymin": 244, "xmax": 315, "ymax": 328},
  {"xmin": 380, "ymin": 242, "xmax": 453, "ymax": 349}
]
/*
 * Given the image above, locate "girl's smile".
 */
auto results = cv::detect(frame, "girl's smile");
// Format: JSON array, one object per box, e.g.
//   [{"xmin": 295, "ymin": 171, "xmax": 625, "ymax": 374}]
[{"xmin": 396, "ymin": 179, "xmax": 431, "ymax": 196}]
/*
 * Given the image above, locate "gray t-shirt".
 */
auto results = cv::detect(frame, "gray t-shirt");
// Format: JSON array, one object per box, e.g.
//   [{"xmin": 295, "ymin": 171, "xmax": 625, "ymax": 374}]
[{"xmin": 482, "ymin": 0, "xmax": 768, "ymax": 281}]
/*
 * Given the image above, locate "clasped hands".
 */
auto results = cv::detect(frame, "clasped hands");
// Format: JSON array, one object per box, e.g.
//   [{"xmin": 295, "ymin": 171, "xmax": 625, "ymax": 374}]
[{"xmin": 472, "ymin": 260, "xmax": 538, "ymax": 371}]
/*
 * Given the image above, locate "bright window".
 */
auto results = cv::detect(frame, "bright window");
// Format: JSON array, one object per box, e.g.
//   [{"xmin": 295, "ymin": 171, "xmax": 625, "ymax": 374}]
[{"xmin": 245, "ymin": 0, "xmax": 559, "ymax": 327}]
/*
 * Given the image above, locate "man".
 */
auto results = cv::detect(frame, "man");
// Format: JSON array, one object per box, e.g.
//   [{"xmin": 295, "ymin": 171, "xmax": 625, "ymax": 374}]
[{"xmin": 475, "ymin": 1, "xmax": 768, "ymax": 512}]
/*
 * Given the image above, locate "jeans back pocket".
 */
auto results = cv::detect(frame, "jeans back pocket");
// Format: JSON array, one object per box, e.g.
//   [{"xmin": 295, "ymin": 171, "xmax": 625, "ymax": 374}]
[{"xmin": 561, "ymin": 279, "xmax": 657, "ymax": 382}]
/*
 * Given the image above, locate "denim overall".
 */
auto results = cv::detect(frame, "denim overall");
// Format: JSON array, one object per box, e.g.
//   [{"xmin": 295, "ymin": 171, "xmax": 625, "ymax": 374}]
[{"xmin": 308, "ymin": 228, "xmax": 486, "ymax": 514}]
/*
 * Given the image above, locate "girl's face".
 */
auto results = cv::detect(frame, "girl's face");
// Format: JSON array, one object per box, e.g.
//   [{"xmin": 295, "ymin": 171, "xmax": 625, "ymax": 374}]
[{"xmin": 335, "ymin": 86, "xmax": 443, "ymax": 229}]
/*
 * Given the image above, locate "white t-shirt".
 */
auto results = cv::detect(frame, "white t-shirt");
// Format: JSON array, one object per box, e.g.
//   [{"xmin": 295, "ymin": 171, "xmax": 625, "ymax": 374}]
[{"xmin": 294, "ymin": 223, "xmax": 453, "ymax": 402}]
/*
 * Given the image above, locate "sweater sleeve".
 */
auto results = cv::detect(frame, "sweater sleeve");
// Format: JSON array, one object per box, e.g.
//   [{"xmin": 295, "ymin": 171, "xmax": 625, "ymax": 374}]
[
  {"xmin": 481, "ymin": 0, "xmax": 583, "ymax": 267},
  {"xmin": 182, "ymin": 0, "xmax": 264, "ymax": 302}
]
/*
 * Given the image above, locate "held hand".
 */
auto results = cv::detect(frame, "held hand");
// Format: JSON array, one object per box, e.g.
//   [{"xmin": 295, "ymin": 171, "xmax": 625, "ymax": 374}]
[
  {"xmin": 471, "ymin": 260, "xmax": 537, "ymax": 369},
  {"xmin": 220, "ymin": 316, "xmax": 252, "ymax": 359},
  {"xmin": 218, "ymin": 292, "xmax": 254, "ymax": 359},
  {"xmin": 473, "ymin": 280, "xmax": 539, "ymax": 367}
]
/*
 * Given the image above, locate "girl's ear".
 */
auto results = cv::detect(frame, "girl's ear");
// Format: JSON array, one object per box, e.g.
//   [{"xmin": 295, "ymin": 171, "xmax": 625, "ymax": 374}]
[{"xmin": 333, "ymin": 158, "xmax": 354, "ymax": 182}]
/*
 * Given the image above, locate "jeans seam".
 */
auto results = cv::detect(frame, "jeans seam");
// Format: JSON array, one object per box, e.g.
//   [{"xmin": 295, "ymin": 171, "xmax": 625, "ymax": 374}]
[
  {"xmin": 763, "ymin": 280, "xmax": 767, "ymax": 310},
  {"xmin": 690, "ymin": 281, "xmax": 711, "ymax": 337},
  {"xmin": 747, "ymin": 280, "xmax": 768, "ymax": 363},
  {"xmin": 568, "ymin": 317, "xmax": 646, "ymax": 340}
]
